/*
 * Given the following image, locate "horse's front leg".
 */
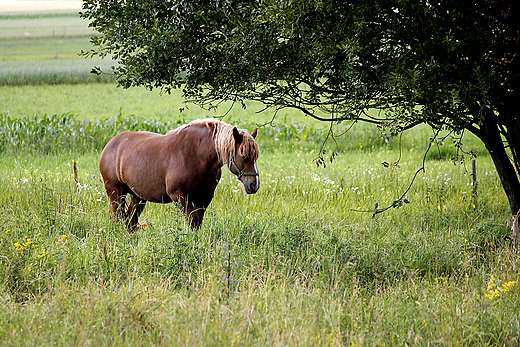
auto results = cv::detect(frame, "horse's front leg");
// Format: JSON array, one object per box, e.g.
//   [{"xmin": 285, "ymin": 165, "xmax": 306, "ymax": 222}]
[
  {"xmin": 168, "ymin": 189, "xmax": 204, "ymax": 228},
  {"xmin": 186, "ymin": 202, "xmax": 205, "ymax": 229},
  {"xmin": 178, "ymin": 195, "xmax": 204, "ymax": 228}
]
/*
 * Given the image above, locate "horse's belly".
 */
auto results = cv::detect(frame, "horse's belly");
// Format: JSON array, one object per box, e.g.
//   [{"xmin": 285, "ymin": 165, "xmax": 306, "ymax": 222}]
[
  {"xmin": 121, "ymin": 167, "xmax": 172, "ymax": 203},
  {"xmin": 142, "ymin": 193, "xmax": 173, "ymax": 204},
  {"xmin": 125, "ymin": 180, "xmax": 172, "ymax": 203}
]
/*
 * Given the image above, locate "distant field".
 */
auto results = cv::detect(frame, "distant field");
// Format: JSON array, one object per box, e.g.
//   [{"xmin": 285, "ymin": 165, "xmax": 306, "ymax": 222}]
[
  {"xmin": 0, "ymin": 58, "xmax": 115, "ymax": 85},
  {"xmin": 0, "ymin": 9, "xmax": 105, "ymax": 84},
  {"xmin": 1, "ymin": 36, "xmax": 93, "ymax": 61},
  {"xmin": 0, "ymin": 83, "xmax": 335, "ymax": 127},
  {"xmin": 0, "ymin": 11, "xmax": 92, "ymax": 39}
]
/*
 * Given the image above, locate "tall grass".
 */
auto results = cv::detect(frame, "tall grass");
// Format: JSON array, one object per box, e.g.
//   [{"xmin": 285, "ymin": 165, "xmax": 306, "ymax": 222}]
[
  {"xmin": 0, "ymin": 113, "xmax": 336, "ymax": 153},
  {"xmin": 0, "ymin": 113, "xmax": 178, "ymax": 153},
  {"xmin": 0, "ymin": 113, "xmax": 517, "ymax": 345}
]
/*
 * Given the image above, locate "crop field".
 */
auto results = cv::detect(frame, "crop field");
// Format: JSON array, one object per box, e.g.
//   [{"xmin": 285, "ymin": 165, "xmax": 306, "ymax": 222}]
[
  {"xmin": 0, "ymin": 9, "xmax": 518, "ymax": 346},
  {"xmin": 0, "ymin": 10, "xmax": 111, "ymax": 85}
]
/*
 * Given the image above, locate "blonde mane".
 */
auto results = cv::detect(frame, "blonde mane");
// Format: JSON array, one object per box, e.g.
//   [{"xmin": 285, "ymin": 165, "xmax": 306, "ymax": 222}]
[{"xmin": 170, "ymin": 119, "xmax": 260, "ymax": 164}]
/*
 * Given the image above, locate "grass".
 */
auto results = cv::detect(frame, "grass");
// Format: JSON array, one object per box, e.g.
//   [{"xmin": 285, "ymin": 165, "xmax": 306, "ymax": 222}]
[
  {"xmin": 0, "ymin": 9, "xmax": 518, "ymax": 346},
  {"xmin": 0, "ymin": 83, "xmax": 329, "ymax": 125},
  {"xmin": 0, "ymin": 121, "xmax": 517, "ymax": 345}
]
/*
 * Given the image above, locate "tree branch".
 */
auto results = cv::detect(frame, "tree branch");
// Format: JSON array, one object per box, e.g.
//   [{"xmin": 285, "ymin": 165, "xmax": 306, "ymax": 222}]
[{"xmin": 351, "ymin": 126, "xmax": 442, "ymax": 216}]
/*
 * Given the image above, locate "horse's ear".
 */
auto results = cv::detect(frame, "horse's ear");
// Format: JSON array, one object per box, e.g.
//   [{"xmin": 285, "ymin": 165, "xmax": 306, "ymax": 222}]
[
  {"xmin": 251, "ymin": 128, "xmax": 258, "ymax": 139},
  {"xmin": 232, "ymin": 127, "xmax": 243, "ymax": 143}
]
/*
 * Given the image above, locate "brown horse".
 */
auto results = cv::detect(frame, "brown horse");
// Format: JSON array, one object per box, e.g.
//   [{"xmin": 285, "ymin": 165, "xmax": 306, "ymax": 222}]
[{"xmin": 99, "ymin": 119, "xmax": 260, "ymax": 230}]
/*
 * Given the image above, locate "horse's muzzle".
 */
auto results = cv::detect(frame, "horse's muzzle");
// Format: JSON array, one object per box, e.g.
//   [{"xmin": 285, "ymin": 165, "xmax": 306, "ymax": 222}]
[{"xmin": 243, "ymin": 179, "xmax": 260, "ymax": 194}]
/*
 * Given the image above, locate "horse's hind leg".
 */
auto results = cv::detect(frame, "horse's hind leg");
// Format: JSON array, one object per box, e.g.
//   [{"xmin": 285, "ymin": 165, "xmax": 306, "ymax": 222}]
[
  {"xmin": 126, "ymin": 193, "xmax": 146, "ymax": 232},
  {"xmin": 103, "ymin": 181, "xmax": 127, "ymax": 221}
]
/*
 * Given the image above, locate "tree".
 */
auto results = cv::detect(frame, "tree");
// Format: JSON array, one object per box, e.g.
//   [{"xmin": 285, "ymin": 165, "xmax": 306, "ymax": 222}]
[{"xmin": 81, "ymin": 0, "xmax": 520, "ymax": 217}]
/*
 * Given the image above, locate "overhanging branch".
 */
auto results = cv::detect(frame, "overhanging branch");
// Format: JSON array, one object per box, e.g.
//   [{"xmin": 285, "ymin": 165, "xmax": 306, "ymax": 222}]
[{"xmin": 351, "ymin": 126, "xmax": 442, "ymax": 216}]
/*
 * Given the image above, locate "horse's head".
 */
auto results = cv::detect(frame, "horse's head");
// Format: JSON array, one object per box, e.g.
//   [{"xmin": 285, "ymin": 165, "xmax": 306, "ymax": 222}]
[{"xmin": 229, "ymin": 127, "xmax": 260, "ymax": 194}]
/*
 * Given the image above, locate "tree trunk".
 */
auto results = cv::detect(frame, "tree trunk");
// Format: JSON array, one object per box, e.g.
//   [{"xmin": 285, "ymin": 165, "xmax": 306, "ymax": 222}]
[{"xmin": 477, "ymin": 110, "xmax": 520, "ymax": 215}]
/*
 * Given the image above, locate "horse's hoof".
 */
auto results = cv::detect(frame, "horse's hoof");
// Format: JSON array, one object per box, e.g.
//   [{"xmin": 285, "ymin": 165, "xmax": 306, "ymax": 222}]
[{"xmin": 136, "ymin": 221, "xmax": 148, "ymax": 231}]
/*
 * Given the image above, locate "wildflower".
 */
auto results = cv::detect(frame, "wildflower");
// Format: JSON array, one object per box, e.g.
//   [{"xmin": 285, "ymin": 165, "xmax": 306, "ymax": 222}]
[
  {"xmin": 55, "ymin": 235, "xmax": 68, "ymax": 248},
  {"xmin": 484, "ymin": 275, "xmax": 517, "ymax": 300},
  {"xmin": 502, "ymin": 281, "xmax": 517, "ymax": 292},
  {"xmin": 23, "ymin": 237, "xmax": 32, "ymax": 247},
  {"xmin": 37, "ymin": 248, "xmax": 47, "ymax": 258},
  {"xmin": 14, "ymin": 242, "xmax": 24, "ymax": 251},
  {"xmin": 487, "ymin": 275, "xmax": 496, "ymax": 291}
]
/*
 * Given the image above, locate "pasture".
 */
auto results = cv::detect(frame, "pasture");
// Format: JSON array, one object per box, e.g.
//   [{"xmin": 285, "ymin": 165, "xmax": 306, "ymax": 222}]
[{"xmin": 0, "ymin": 9, "xmax": 518, "ymax": 346}]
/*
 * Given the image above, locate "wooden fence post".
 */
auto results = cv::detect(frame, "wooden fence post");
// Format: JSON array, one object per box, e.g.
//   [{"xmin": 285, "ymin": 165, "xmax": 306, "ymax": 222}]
[{"xmin": 471, "ymin": 159, "xmax": 477, "ymax": 210}]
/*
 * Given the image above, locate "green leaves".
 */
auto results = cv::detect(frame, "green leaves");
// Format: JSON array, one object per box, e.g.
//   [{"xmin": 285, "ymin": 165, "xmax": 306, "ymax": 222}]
[
  {"xmin": 80, "ymin": 0, "xmax": 513, "ymax": 130},
  {"xmin": 84, "ymin": 1, "xmax": 511, "ymax": 111}
]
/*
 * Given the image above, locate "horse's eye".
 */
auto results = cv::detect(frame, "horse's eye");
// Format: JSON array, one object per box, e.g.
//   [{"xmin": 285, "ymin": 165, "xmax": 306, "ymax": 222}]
[{"xmin": 242, "ymin": 155, "xmax": 247, "ymax": 160}]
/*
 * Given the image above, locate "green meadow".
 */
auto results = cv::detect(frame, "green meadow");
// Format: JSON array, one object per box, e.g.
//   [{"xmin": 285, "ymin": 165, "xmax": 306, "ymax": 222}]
[{"xmin": 0, "ymin": 10, "xmax": 518, "ymax": 346}]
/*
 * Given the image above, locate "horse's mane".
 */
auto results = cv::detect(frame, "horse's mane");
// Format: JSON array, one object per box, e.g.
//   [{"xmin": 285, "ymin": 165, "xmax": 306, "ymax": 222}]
[{"xmin": 170, "ymin": 119, "xmax": 259, "ymax": 164}]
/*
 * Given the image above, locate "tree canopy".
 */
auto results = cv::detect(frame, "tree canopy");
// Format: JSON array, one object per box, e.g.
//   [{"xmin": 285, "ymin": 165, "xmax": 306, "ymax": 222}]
[{"xmin": 81, "ymin": 0, "xmax": 520, "ymax": 215}]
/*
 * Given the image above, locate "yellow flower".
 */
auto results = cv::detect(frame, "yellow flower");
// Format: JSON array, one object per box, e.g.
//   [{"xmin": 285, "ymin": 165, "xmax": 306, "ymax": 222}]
[
  {"xmin": 37, "ymin": 248, "xmax": 47, "ymax": 258},
  {"xmin": 485, "ymin": 275, "xmax": 517, "ymax": 300},
  {"xmin": 501, "ymin": 281, "xmax": 516, "ymax": 292},
  {"xmin": 487, "ymin": 275, "xmax": 495, "ymax": 291}
]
